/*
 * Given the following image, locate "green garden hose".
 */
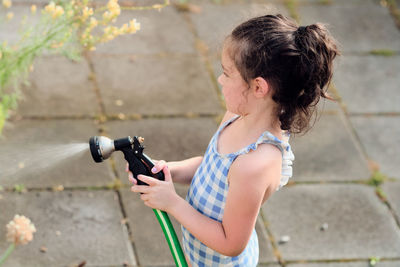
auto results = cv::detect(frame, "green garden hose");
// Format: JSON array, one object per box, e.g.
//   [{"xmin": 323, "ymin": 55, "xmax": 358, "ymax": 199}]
[{"xmin": 153, "ymin": 209, "xmax": 188, "ymax": 267}]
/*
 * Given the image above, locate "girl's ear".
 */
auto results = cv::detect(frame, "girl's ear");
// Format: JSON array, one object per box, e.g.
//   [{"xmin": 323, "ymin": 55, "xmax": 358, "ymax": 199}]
[{"xmin": 252, "ymin": 77, "xmax": 269, "ymax": 98}]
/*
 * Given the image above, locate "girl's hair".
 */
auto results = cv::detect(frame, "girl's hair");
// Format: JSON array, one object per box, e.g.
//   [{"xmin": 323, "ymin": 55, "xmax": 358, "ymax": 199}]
[{"xmin": 227, "ymin": 14, "xmax": 340, "ymax": 134}]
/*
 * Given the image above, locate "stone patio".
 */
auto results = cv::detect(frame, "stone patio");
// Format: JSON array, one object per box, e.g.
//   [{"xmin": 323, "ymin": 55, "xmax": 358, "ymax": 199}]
[{"xmin": 1, "ymin": 0, "xmax": 399, "ymax": 266}]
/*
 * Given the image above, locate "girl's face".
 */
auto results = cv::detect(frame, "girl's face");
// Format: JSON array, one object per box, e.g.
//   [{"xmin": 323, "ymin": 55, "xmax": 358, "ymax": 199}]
[{"xmin": 217, "ymin": 46, "xmax": 250, "ymax": 115}]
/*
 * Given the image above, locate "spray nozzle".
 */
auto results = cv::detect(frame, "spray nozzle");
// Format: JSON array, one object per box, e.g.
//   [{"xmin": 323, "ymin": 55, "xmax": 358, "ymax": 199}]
[
  {"xmin": 89, "ymin": 136, "xmax": 138, "ymax": 162},
  {"xmin": 88, "ymin": 135, "xmax": 163, "ymax": 185}
]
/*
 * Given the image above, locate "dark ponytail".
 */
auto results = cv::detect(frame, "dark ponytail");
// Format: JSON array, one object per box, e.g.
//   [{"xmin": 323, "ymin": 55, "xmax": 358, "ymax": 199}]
[{"xmin": 228, "ymin": 14, "xmax": 340, "ymax": 134}]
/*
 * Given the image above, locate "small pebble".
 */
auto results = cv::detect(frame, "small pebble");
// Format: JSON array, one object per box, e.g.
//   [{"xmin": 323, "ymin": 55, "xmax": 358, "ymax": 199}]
[
  {"xmin": 278, "ymin": 235, "xmax": 290, "ymax": 244},
  {"xmin": 56, "ymin": 230, "xmax": 61, "ymax": 236},
  {"xmin": 40, "ymin": 246, "xmax": 47, "ymax": 253},
  {"xmin": 320, "ymin": 223, "xmax": 329, "ymax": 231},
  {"xmin": 115, "ymin": 100, "xmax": 124, "ymax": 106}
]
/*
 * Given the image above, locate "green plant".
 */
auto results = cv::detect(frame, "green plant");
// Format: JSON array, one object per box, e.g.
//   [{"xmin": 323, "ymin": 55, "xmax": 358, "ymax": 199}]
[
  {"xmin": 369, "ymin": 49, "xmax": 396, "ymax": 56},
  {"xmin": 367, "ymin": 171, "xmax": 387, "ymax": 187},
  {"xmin": 0, "ymin": 0, "xmax": 169, "ymax": 134}
]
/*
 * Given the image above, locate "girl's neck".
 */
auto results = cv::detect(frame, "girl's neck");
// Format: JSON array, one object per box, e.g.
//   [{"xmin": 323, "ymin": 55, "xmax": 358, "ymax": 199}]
[{"xmin": 238, "ymin": 100, "xmax": 282, "ymax": 140}]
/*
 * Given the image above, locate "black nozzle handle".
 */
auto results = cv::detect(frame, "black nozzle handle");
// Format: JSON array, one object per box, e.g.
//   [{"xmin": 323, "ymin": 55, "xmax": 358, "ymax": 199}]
[
  {"xmin": 120, "ymin": 147, "xmax": 164, "ymax": 186},
  {"xmin": 141, "ymin": 153, "xmax": 165, "ymax": 182}
]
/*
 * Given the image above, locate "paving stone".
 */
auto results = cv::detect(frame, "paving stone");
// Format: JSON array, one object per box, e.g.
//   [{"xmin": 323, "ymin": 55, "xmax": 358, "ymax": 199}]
[
  {"xmin": 0, "ymin": 119, "xmax": 113, "ymax": 188},
  {"xmin": 189, "ymin": 2, "xmax": 289, "ymax": 55},
  {"xmin": 298, "ymin": 0, "xmax": 400, "ymax": 52},
  {"xmin": 93, "ymin": 6, "xmax": 195, "ymax": 54},
  {"xmin": 382, "ymin": 181, "xmax": 400, "ymax": 223},
  {"xmin": 0, "ymin": 190, "xmax": 135, "ymax": 266},
  {"xmin": 0, "ymin": 6, "xmax": 41, "ymax": 46},
  {"xmin": 333, "ymin": 55, "xmax": 400, "ymax": 114},
  {"xmin": 91, "ymin": 54, "xmax": 223, "ymax": 116},
  {"xmin": 261, "ymin": 184, "xmax": 400, "ymax": 260},
  {"xmin": 287, "ymin": 261, "xmax": 400, "ymax": 267},
  {"xmin": 103, "ymin": 117, "xmax": 219, "ymax": 183},
  {"xmin": 257, "ymin": 216, "xmax": 278, "ymax": 264},
  {"xmin": 15, "ymin": 55, "xmax": 100, "ymax": 117},
  {"xmin": 290, "ymin": 113, "xmax": 370, "ymax": 182},
  {"xmin": 257, "ymin": 264, "xmax": 281, "ymax": 267},
  {"xmin": 350, "ymin": 116, "xmax": 400, "ymax": 179}
]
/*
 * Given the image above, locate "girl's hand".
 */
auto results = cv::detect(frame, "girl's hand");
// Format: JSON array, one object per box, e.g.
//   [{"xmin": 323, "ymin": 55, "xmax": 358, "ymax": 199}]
[
  {"xmin": 130, "ymin": 162, "xmax": 179, "ymax": 213},
  {"xmin": 125, "ymin": 159, "xmax": 160, "ymax": 185}
]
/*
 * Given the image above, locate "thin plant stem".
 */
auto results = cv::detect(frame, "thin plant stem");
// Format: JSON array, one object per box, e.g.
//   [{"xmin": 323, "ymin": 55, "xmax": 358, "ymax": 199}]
[{"xmin": 0, "ymin": 243, "xmax": 16, "ymax": 266}]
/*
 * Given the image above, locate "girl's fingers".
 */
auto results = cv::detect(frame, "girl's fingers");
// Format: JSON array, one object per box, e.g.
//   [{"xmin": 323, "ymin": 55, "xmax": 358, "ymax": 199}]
[
  {"xmin": 137, "ymin": 174, "xmax": 158, "ymax": 186},
  {"xmin": 128, "ymin": 175, "xmax": 137, "ymax": 185},
  {"xmin": 131, "ymin": 185, "xmax": 150, "ymax": 194},
  {"xmin": 151, "ymin": 160, "xmax": 166, "ymax": 174}
]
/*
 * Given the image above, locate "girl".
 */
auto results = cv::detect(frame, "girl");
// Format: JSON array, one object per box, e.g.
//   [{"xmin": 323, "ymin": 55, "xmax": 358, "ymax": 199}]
[{"xmin": 127, "ymin": 14, "xmax": 339, "ymax": 266}]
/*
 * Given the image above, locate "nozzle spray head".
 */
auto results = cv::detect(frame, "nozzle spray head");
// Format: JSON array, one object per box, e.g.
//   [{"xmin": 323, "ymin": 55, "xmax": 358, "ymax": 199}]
[{"xmin": 89, "ymin": 136, "xmax": 133, "ymax": 162}]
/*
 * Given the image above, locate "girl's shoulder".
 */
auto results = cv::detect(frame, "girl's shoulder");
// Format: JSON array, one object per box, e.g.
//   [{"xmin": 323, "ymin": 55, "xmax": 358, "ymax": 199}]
[{"xmin": 229, "ymin": 141, "xmax": 283, "ymax": 193}]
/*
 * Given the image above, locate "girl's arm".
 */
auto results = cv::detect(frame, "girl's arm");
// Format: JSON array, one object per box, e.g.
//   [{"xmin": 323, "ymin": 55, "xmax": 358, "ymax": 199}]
[
  {"xmin": 133, "ymin": 143, "xmax": 282, "ymax": 256},
  {"xmin": 167, "ymin": 157, "xmax": 203, "ymax": 184}
]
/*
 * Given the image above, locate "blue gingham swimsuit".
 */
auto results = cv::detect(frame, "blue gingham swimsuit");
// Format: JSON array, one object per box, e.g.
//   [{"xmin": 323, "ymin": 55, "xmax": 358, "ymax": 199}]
[{"xmin": 181, "ymin": 115, "xmax": 294, "ymax": 266}]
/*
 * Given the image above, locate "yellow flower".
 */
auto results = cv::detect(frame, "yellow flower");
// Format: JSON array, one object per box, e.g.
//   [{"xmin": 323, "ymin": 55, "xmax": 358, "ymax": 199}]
[
  {"xmin": 127, "ymin": 19, "xmax": 140, "ymax": 34},
  {"xmin": 0, "ymin": 51, "xmax": 2, "ymax": 60},
  {"xmin": 107, "ymin": 0, "xmax": 120, "ymax": 14},
  {"xmin": 50, "ymin": 41, "xmax": 63, "ymax": 49},
  {"xmin": 52, "ymin": 5, "xmax": 64, "ymax": 19},
  {"xmin": 2, "ymin": 0, "xmax": 11, "ymax": 8},
  {"xmin": 81, "ymin": 6, "xmax": 93, "ymax": 21},
  {"xmin": 152, "ymin": 4, "xmax": 163, "ymax": 11},
  {"xmin": 6, "ymin": 12, "xmax": 13, "ymax": 21},
  {"xmin": 6, "ymin": 215, "xmax": 36, "ymax": 245},
  {"xmin": 44, "ymin": 2, "xmax": 55, "ymax": 13},
  {"xmin": 119, "ymin": 23, "xmax": 128, "ymax": 34},
  {"xmin": 31, "ymin": 4, "xmax": 37, "ymax": 14},
  {"xmin": 102, "ymin": 10, "xmax": 112, "ymax": 21},
  {"xmin": 89, "ymin": 17, "xmax": 98, "ymax": 28}
]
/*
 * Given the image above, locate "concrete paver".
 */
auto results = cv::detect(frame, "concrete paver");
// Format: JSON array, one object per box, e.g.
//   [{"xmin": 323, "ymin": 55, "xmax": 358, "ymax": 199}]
[
  {"xmin": 0, "ymin": 6, "xmax": 41, "ymax": 46},
  {"xmin": 298, "ymin": 0, "xmax": 400, "ymax": 52},
  {"xmin": 189, "ymin": 2, "xmax": 288, "ymax": 56},
  {"xmin": 261, "ymin": 184, "xmax": 400, "ymax": 260},
  {"xmin": 91, "ymin": 54, "xmax": 223, "ymax": 116},
  {"xmin": 334, "ymin": 55, "xmax": 400, "ymax": 114},
  {"xmin": 0, "ymin": 191, "xmax": 134, "ymax": 267},
  {"xmin": 0, "ymin": 119, "xmax": 112, "ymax": 188},
  {"xmin": 1, "ymin": 0, "xmax": 400, "ymax": 266},
  {"xmin": 382, "ymin": 181, "xmax": 400, "ymax": 222},
  {"xmin": 290, "ymin": 113, "xmax": 370, "ymax": 182},
  {"xmin": 350, "ymin": 116, "xmax": 400, "ymax": 179},
  {"xmin": 18, "ymin": 56, "xmax": 100, "ymax": 117},
  {"xmin": 95, "ymin": 6, "xmax": 196, "ymax": 55}
]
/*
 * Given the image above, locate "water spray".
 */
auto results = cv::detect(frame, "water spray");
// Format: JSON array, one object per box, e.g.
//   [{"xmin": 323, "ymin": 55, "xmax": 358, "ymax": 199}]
[{"xmin": 89, "ymin": 135, "xmax": 188, "ymax": 267}]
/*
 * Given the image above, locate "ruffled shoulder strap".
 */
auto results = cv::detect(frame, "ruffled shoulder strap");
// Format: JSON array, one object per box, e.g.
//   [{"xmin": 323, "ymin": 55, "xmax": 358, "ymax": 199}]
[{"xmin": 236, "ymin": 130, "xmax": 295, "ymax": 190}]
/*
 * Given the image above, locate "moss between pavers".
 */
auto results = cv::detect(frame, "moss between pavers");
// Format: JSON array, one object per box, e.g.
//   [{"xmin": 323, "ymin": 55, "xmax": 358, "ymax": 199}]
[{"xmin": 369, "ymin": 49, "xmax": 397, "ymax": 57}]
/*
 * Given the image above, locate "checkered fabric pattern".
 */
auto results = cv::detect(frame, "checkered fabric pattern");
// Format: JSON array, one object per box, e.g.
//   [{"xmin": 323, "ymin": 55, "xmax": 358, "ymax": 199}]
[{"xmin": 181, "ymin": 115, "xmax": 294, "ymax": 266}]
